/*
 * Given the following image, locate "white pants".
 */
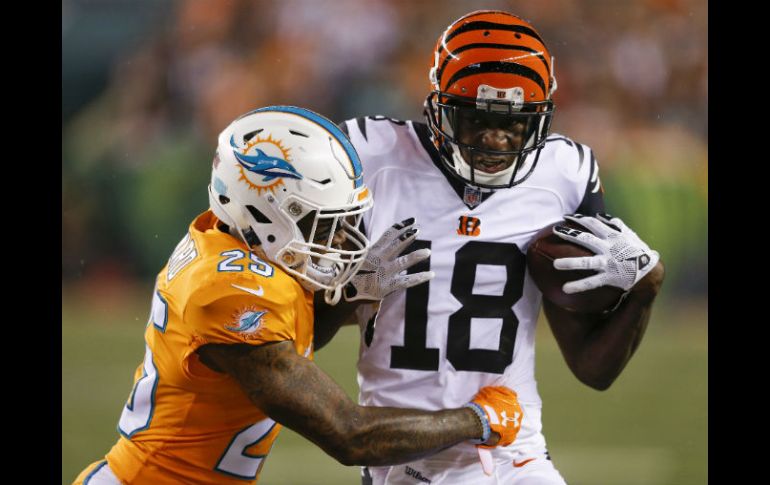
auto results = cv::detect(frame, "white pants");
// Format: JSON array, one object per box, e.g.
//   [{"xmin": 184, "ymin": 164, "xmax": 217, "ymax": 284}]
[
  {"xmin": 362, "ymin": 449, "xmax": 566, "ymax": 485},
  {"xmin": 362, "ymin": 400, "xmax": 567, "ymax": 485}
]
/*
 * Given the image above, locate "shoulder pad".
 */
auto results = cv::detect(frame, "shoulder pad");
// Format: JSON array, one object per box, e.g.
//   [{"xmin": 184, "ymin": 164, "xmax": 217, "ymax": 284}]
[
  {"xmin": 544, "ymin": 133, "xmax": 594, "ymax": 183},
  {"xmin": 342, "ymin": 116, "xmax": 410, "ymax": 156}
]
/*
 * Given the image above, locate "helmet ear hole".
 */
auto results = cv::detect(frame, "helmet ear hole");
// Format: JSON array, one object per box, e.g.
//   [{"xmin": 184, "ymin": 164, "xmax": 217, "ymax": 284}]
[
  {"xmin": 246, "ymin": 205, "xmax": 272, "ymax": 224},
  {"xmin": 241, "ymin": 227, "xmax": 262, "ymax": 247},
  {"xmin": 219, "ymin": 195, "xmax": 230, "ymax": 204}
]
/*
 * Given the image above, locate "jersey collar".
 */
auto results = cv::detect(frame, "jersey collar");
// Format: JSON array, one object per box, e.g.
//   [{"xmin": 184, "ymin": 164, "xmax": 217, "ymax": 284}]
[{"xmin": 412, "ymin": 121, "xmax": 497, "ymax": 210}]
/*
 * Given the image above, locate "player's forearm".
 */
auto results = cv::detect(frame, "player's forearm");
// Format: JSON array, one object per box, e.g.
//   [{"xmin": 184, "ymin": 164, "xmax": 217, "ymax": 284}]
[
  {"xmin": 259, "ymin": 355, "xmax": 483, "ymax": 465},
  {"xmin": 337, "ymin": 407, "xmax": 481, "ymax": 466},
  {"xmin": 574, "ymin": 292, "xmax": 655, "ymax": 389},
  {"xmin": 205, "ymin": 340, "xmax": 484, "ymax": 465},
  {"xmin": 546, "ymin": 261, "xmax": 665, "ymax": 390}
]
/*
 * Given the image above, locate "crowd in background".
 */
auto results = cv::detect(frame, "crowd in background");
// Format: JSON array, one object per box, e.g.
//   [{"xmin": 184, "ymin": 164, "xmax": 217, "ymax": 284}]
[{"xmin": 62, "ymin": 0, "xmax": 707, "ymax": 301}]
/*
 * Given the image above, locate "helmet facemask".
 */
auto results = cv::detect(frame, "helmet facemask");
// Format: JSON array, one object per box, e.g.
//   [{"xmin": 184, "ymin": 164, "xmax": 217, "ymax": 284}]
[
  {"xmin": 426, "ymin": 91, "xmax": 554, "ymax": 189},
  {"xmin": 276, "ymin": 195, "xmax": 371, "ymax": 303}
]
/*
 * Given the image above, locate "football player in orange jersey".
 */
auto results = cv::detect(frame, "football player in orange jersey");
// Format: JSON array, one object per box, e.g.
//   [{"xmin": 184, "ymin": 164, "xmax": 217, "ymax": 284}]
[
  {"xmin": 72, "ymin": 106, "xmax": 527, "ymax": 485},
  {"xmin": 315, "ymin": 10, "xmax": 666, "ymax": 484}
]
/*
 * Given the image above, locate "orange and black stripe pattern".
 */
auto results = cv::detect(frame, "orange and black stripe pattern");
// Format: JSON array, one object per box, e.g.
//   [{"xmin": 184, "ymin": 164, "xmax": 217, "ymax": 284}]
[
  {"xmin": 431, "ymin": 10, "xmax": 553, "ymax": 101},
  {"xmin": 457, "ymin": 215, "xmax": 481, "ymax": 236}
]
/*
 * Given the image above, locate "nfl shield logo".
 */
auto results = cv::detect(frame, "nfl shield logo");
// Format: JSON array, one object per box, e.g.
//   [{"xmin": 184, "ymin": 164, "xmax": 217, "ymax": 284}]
[{"xmin": 463, "ymin": 186, "xmax": 482, "ymax": 208}]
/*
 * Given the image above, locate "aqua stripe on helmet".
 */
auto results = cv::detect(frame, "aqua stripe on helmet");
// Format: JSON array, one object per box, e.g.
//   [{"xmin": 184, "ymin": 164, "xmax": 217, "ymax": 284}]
[{"xmin": 245, "ymin": 106, "xmax": 364, "ymax": 188}]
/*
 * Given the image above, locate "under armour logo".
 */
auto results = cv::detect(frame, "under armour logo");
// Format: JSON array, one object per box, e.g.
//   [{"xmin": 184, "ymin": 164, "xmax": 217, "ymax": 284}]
[
  {"xmin": 500, "ymin": 410, "xmax": 521, "ymax": 428},
  {"xmin": 484, "ymin": 405, "xmax": 522, "ymax": 428}
]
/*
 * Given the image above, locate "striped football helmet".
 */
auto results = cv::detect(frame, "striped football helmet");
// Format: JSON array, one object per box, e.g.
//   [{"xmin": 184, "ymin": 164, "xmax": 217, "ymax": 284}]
[{"xmin": 425, "ymin": 10, "xmax": 557, "ymax": 188}]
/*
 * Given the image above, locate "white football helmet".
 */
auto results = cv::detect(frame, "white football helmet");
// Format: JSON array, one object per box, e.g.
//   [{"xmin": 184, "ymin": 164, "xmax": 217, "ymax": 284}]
[{"xmin": 208, "ymin": 106, "xmax": 373, "ymax": 304}]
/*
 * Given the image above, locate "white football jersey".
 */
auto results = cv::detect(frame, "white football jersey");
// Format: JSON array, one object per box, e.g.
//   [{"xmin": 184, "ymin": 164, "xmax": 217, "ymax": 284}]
[{"xmin": 341, "ymin": 116, "xmax": 604, "ymax": 460}]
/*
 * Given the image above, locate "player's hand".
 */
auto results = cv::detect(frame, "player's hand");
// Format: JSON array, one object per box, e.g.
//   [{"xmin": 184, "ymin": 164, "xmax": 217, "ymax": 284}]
[
  {"xmin": 343, "ymin": 218, "xmax": 434, "ymax": 302},
  {"xmin": 551, "ymin": 213, "xmax": 660, "ymax": 294},
  {"xmin": 465, "ymin": 386, "xmax": 523, "ymax": 448}
]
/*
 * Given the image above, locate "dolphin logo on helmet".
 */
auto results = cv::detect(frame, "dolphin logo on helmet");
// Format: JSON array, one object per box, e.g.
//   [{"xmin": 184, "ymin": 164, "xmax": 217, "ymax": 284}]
[{"xmin": 230, "ymin": 135, "xmax": 303, "ymax": 182}]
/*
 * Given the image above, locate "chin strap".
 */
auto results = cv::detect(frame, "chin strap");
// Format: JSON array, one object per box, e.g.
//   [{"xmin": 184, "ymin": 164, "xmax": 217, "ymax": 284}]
[
  {"xmin": 324, "ymin": 286, "xmax": 342, "ymax": 305},
  {"xmin": 549, "ymin": 56, "xmax": 558, "ymax": 96},
  {"xmin": 300, "ymin": 258, "xmax": 345, "ymax": 305}
]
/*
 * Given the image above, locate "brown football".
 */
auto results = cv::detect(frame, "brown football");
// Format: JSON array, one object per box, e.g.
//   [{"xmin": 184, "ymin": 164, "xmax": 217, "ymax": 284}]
[{"xmin": 526, "ymin": 219, "xmax": 624, "ymax": 314}]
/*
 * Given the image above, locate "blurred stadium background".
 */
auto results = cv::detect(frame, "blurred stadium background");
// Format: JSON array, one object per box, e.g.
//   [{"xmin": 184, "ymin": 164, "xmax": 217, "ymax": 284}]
[{"xmin": 62, "ymin": 0, "xmax": 707, "ymax": 483}]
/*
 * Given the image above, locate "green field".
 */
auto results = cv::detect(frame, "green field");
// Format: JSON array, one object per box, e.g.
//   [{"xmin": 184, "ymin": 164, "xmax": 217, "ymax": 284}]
[{"xmin": 62, "ymin": 286, "xmax": 706, "ymax": 485}]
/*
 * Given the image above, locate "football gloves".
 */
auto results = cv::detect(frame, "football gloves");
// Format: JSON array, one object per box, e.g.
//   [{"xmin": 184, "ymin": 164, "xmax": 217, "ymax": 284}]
[
  {"xmin": 552, "ymin": 213, "xmax": 660, "ymax": 294},
  {"xmin": 464, "ymin": 386, "xmax": 523, "ymax": 448},
  {"xmin": 343, "ymin": 218, "xmax": 434, "ymax": 302}
]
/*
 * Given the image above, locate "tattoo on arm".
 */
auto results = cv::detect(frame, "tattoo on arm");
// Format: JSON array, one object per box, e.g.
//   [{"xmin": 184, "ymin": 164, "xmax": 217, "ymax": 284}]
[{"xmin": 197, "ymin": 341, "xmax": 482, "ymax": 465}]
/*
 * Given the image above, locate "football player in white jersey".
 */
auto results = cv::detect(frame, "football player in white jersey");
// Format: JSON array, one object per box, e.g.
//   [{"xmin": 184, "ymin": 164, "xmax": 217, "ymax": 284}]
[{"xmin": 314, "ymin": 10, "xmax": 665, "ymax": 485}]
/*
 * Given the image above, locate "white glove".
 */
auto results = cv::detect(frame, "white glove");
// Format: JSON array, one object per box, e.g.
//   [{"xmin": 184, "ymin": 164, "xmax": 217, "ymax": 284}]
[
  {"xmin": 552, "ymin": 213, "xmax": 660, "ymax": 294},
  {"xmin": 343, "ymin": 218, "xmax": 434, "ymax": 302}
]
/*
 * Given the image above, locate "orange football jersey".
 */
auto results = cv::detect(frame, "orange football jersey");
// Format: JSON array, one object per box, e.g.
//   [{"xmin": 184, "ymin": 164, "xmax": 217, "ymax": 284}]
[{"xmin": 74, "ymin": 210, "xmax": 314, "ymax": 484}]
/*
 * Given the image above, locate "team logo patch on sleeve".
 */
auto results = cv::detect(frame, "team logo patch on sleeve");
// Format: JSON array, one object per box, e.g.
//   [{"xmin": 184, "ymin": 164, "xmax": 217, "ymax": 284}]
[
  {"xmin": 225, "ymin": 306, "xmax": 268, "ymax": 338},
  {"xmin": 457, "ymin": 216, "xmax": 481, "ymax": 236}
]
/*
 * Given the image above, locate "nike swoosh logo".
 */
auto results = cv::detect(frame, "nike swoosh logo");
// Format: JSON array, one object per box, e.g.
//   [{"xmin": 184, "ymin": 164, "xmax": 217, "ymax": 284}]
[
  {"xmin": 513, "ymin": 458, "xmax": 536, "ymax": 468},
  {"xmin": 231, "ymin": 284, "xmax": 264, "ymax": 297}
]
